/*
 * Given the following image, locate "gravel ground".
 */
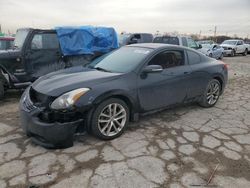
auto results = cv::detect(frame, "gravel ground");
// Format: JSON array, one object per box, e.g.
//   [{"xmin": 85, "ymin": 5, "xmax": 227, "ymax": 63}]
[{"xmin": 0, "ymin": 55, "xmax": 250, "ymax": 188}]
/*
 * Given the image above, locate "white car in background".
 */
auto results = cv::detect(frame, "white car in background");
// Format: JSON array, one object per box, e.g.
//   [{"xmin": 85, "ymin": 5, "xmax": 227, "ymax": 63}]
[{"xmin": 221, "ymin": 39, "xmax": 248, "ymax": 56}]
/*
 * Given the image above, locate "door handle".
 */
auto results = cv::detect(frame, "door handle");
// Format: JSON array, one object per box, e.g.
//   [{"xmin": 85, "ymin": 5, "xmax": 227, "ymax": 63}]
[{"xmin": 184, "ymin": 71, "xmax": 190, "ymax": 74}]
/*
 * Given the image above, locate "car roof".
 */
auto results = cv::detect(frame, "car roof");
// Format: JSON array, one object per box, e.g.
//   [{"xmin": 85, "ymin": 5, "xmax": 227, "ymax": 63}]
[{"xmin": 127, "ymin": 43, "xmax": 190, "ymax": 50}]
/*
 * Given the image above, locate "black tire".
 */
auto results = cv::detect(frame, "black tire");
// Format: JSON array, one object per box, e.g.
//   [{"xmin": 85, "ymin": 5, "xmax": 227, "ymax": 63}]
[
  {"xmin": 0, "ymin": 79, "xmax": 4, "ymax": 100},
  {"xmin": 91, "ymin": 98, "xmax": 130, "ymax": 140},
  {"xmin": 230, "ymin": 50, "xmax": 235, "ymax": 57},
  {"xmin": 243, "ymin": 49, "xmax": 247, "ymax": 56},
  {"xmin": 199, "ymin": 79, "xmax": 221, "ymax": 108}
]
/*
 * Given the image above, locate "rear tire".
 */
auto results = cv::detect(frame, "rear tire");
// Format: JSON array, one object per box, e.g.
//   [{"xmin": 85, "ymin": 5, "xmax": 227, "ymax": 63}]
[
  {"xmin": 199, "ymin": 79, "xmax": 221, "ymax": 108},
  {"xmin": 0, "ymin": 80, "xmax": 4, "ymax": 100},
  {"xmin": 91, "ymin": 98, "xmax": 129, "ymax": 140}
]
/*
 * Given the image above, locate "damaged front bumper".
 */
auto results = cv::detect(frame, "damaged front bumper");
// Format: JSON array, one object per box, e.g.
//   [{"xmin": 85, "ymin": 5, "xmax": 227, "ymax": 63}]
[{"xmin": 19, "ymin": 88, "xmax": 84, "ymax": 148}]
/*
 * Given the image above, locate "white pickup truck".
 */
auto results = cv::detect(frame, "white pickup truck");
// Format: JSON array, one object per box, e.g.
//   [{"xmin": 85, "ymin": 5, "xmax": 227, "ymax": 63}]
[{"xmin": 220, "ymin": 39, "xmax": 248, "ymax": 56}]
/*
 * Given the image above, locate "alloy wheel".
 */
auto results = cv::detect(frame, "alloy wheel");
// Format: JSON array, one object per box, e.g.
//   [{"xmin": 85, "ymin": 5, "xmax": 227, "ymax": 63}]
[
  {"xmin": 206, "ymin": 81, "xmax": 220, "ymax": 105},
  {"xmin": 98, "ymin": 103, "xmax": 127, "ymax": 137}
]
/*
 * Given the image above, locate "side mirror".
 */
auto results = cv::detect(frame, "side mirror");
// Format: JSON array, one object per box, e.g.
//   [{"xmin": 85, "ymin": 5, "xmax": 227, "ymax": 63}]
[
  {"xmin": 143, "ymin": 65, "xmax": 163, "ymax": 73},
  {"xmin": 198, "ymin": 44, "xmax": 202, "ymax": 49}
]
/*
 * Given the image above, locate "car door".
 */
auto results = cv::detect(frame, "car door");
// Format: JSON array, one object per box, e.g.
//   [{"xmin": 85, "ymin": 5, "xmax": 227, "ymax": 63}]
[
  {"xmin": 236, "ymin": 41, "xmax": 244, "ymax": 53},
  {"xmin": 212, "ymin": 45, "xmax": 220, "ymax": 58},
  {"xmin": 137, "ymin": 49, "xmax": 191, "ymax": 111},
  {"xmin": 24, "ymin": 31, "xmax": 63, "ymax": 81},
  {"xmin": 186, "ymin": 50, "xmax": 211, "ymax": 99}
]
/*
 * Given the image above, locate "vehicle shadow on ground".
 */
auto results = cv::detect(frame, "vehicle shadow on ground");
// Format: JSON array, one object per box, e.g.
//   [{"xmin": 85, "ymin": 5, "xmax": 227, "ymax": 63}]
[{"xmin": 75, "ymin": 102, "xmax": 200, "ymax": 144}]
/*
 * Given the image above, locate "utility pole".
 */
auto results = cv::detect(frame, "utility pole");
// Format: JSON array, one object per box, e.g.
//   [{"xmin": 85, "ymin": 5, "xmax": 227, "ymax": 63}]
[{"xmin": 214, "ymin": 26, "xmax": 217, "ymax": 42}]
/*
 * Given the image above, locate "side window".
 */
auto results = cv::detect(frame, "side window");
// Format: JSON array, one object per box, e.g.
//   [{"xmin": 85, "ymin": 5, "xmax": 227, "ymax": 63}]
[
  {"xmin": 187, "ymin": 50, "xmax": 201, "ymax": 65},
  {"xmin": 148, "ymin": 50, "xmax": 185, "ymax": 69},
  {"xmin": 143, "ymin": 34, "xmax": 153, "ymax": 42},
  {"xmin": 153, "ymin": 37, "xmax": 163, "ymax": 43},
  {"xmin": 187, "ymin": 38, "xmax": 198, "ymax": 48},
  {"xmin": 181, "ymin": 37, "xmax": 188, "ymax": 47},
  {"xmin": 237, "ymin": 41, "xmax": 243, "ymax": 45},
  {"xmin": 31, "ymin": 33, "xmax": 59, "ymax": 50},
  {"xmin": 162, "ymin": 37, "xmax": 180, "ymax": 45}
]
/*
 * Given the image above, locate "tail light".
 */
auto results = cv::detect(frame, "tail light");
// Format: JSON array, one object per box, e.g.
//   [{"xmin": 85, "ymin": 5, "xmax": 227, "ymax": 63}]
[{"xmin": 219, "ymin": 60, "xmax": 228, "ymax": 70}]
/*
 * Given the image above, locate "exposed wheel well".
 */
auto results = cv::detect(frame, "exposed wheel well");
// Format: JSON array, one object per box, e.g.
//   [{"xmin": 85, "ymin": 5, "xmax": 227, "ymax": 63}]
[{"xmin": 213, "ymin": 76, "xmax": 223, "ymax": 92}]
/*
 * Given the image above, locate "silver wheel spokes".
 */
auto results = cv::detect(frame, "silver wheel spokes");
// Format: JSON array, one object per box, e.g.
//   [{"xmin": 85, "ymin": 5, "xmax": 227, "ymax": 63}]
[
  {"xmin": 207, "ymin": 82, "xmax": 220, "ymax": 105},
  {"xmin": 98, "ymin": 103, "xmax": 126, "ymax": 137}
]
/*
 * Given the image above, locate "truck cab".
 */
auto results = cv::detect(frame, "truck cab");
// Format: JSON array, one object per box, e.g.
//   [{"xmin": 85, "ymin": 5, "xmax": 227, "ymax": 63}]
[
  {"xmin": 118, "ymin": 33, "xmax": 153, "ymax": 46},
  {"xmin": 153, "ymin": 35, "xmax": 202, "ymax": 50}
]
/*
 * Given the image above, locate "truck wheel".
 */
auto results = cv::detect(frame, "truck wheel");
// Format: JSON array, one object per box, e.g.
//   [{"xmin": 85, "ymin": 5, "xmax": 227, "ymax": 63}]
[
  {"xmin": 0, "ymin": 80, "xmax": 4, "ymax": 100},
  {"xmin": 243, "ymin": 49, "xmax": 247, "ymax": 56}
]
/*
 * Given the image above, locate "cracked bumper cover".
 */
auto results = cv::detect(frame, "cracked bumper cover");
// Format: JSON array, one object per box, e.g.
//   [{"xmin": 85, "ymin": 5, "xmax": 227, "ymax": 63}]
[{"xmin": 19, "ymin": 93, "xmax": 84, "ymax": 148}]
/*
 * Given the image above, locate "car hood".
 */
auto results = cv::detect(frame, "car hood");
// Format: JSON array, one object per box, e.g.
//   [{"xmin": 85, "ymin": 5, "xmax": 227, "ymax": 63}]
[
  {"xmin": 32, "ymin": 66, "xmax": 123, "ymax": 96},
  {"xmin": 0, "ymin": 49, "xmax": 21, "ymax": 59},
  {"xmin": 220, "ymin": 44, "xmax": 235, "ymax": 48}
]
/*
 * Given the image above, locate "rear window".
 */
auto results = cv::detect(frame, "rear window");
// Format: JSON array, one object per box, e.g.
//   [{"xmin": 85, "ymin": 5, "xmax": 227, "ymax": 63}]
[
  {"xmin": 187, "ymin": 50, "xmax": 201, "ymax": 65},
  {"xmin": 153, "ymin": 37, "xmax": 179, "ymax": 45}
]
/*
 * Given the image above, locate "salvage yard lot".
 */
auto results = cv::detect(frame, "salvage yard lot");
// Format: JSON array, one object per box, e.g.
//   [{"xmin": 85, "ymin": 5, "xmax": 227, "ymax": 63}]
[{"xmin": 0, "ymin": 56, "xmax": 250, "ymax": 188}]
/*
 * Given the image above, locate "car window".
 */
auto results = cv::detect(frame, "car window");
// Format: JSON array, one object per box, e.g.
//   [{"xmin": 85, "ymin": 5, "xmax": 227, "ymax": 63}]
[
  {"xmin": 162, "ymin": 37, "xmax": 180, "ymax": 45},
  {"xmin": 153, "ymin": 37, "xmax": 163, "ymax": 43},
  {"xmin": 187, "ymin": 50, "xmax": 201, "ymax": 65},
  {"xmin": 143, "ymin": 34, "xmax": 153, "ymax": 42},
  {"xmin": 187, "ymin": 38, "xmax": 198, "ymax": 48},
  {"xmin": 0, "ymin": 41, "xmax": 7, "ymax": 50},
  {"xmin": 31, "ymin": 33, "xmax": 59, "ymax": 50},
  {"xmin": 148, "ymin": 50, "xmax": 185, "ymax": 69},
  {"xmin": 181, "ymin": 37, "xmax": 188, "ymax": 47},
  {"xmin": 237, "ymin": 41, "xmax": 243, "ymax": 45}
]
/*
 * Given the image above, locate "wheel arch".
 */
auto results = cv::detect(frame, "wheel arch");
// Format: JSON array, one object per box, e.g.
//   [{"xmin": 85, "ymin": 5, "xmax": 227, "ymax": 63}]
[
  {"xmin": 212, "ymin": 75, "xmax": 224, "ymax": 93},
  {"xmin": 85, "ymin": 90, "xmax": 139, "ymax": 133}
]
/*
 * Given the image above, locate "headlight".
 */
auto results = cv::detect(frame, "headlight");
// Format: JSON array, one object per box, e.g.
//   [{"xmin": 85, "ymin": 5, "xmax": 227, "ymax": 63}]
[{"xmin": 50, "ymin": 88, "xmax": 90, "ymax": 110}]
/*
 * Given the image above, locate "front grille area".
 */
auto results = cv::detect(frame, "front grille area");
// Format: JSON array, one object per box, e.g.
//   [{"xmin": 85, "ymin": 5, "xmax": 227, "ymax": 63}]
[
  {"xmin": 29, "ymin": 87, "xmax": 55, "ymax": 108},
  {"xmin": 23, "ymin": 96, "xmax": 36, "ymax": 112}
]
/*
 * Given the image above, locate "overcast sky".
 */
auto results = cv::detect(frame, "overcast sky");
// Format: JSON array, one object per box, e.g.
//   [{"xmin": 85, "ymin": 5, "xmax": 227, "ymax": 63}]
[{"xmin": 0, "ymin": 0, "xmax": 249, "ymax": 37}]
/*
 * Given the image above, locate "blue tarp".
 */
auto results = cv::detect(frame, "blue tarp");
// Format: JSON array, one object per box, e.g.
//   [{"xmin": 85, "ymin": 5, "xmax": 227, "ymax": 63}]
[{"xmin": 55, "ymin": 26, "xmax": 119, "ymax": 56}]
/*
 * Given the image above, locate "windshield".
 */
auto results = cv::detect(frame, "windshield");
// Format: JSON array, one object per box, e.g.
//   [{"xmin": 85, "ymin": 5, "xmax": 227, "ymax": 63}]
[
  {"xmin": 153, "ymin": 37, "xmax": 179, "ymax": 45},
  {"xmin": 89, "ymin": 47, "xmax": 153, "ymax": 73},
  {"xmin": 14, "ymin": 29, "xmax": 29, "ymax": 49},
  {"xmin": 118, "ymin": 34, "xmax": 130, "ymax": 45},
  {"xmin": 222, "ymin": 40, "xmax": 237, "ymax": 45}
]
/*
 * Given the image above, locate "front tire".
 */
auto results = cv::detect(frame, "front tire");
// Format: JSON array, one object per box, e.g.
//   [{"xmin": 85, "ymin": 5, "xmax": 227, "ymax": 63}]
[
  {"xmin": 199, "ymin": 79, "xmax": 221, "ymax": 108},
  {"xmin": 0, "ymin": 80, "xmax": 4, "ymax": 100},
  {"xmin": 243, "ymin": 49, "xmax": 247, "ymax": 56},
  {"xmin": 91, "ymin": 98, "xmax": 129, "ymax": 140}
]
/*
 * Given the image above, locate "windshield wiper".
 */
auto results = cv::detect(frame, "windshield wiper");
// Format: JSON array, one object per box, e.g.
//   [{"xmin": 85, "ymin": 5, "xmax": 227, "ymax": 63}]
[{"xmin": 93, "ymin": 67, "xmax": 112, "ymax": 72}]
